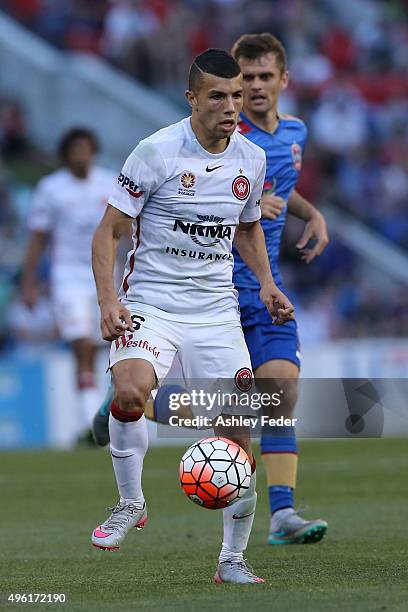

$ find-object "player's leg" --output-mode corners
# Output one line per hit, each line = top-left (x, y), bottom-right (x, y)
(213, 428), (263, 584)
(256, 356), (328, 544)
(92, 375), (189, 445)
(92, 311), (177, 550)
(71, 337), (99, 432)
(91, 358), (154, 551)
(181, 319), (263, 584)
(53, 287), (102, 435)
(92, 350), (192, 445)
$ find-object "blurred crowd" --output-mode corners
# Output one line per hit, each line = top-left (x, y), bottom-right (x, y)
(0, 0), (407, 346)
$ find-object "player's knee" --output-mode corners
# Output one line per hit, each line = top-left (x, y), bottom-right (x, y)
(280, 385), (298, 417)
(265, 382), (298, 418)
(115, 384), (147, 415)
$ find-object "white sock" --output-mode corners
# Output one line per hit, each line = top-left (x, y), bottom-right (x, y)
(219, 471), (257, 562)
(78, 386), (100, 429)
(219, 544), (243, 564)
(122, 497), (145, 508)
(109, 413), (148, 502)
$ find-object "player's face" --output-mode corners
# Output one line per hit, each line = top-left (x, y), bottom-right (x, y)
(238, 52), (288, 115)
(65, 138), (95, 173)
(187, 73), (243, 141)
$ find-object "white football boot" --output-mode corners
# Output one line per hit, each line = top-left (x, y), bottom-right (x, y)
(214, 559), (264, 584)
(92, 499), (147, 551)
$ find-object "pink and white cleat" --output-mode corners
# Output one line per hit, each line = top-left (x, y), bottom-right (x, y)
(92, 499), (147, 551)
(214, 559), (265, 584)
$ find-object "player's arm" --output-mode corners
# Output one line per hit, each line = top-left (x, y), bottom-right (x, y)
(234, 220), (294, 324)
(92, 204), (134, 340)
(287, 190), (329, 263)
(21, 230), (49, 308)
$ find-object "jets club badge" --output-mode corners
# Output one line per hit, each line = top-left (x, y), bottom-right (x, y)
(232, 175), (250, 200)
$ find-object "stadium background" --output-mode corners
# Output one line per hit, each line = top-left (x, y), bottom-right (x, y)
(0, 3), (407, 610)
(0, 0), (407, 447)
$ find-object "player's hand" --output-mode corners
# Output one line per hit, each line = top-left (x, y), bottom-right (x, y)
(21, 279), (39, 310)
(296, 210), (329, 263)
(261, 194), (286, 220)
(259, 284), (295, 325)
(99, 300), (134, 341)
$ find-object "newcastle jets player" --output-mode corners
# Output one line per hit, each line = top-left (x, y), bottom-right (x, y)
(232, 33), (329, 545)
(91, 49), (294, 584)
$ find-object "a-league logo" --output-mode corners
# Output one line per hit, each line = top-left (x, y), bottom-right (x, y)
(234, 367), (253, 392)
(180, 172), (196, 189)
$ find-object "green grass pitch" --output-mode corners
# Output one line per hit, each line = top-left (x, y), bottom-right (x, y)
(1, 439), (408, 611)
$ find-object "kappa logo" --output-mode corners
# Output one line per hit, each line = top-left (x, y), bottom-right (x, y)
(118, 173), (143, 198)
(232, 175), (250, 200)
(172, 214), (233, 247)
(291, 143), (302, 171)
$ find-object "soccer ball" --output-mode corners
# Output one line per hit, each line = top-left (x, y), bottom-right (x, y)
(179, 436), (252, 509)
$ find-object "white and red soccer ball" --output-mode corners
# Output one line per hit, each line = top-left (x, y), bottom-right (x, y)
(179, 437), (252, 509)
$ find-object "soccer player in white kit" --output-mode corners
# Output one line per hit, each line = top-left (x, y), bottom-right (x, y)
(21, 129), (114, 435)
(91, 49), (294, 584)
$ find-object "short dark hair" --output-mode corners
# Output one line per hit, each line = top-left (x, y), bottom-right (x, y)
(188, 48), (241, 92)
(58, 127), (99, 161)
(231, 33), (288, 73)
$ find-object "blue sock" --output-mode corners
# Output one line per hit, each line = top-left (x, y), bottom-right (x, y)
(153, 385), (185, 425)
(261, 425), (297, 514)
(268, 486), (294, 514)
(260, 425), (297, 454)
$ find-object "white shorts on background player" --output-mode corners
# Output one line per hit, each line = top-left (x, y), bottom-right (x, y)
(52, 284), (101, 342)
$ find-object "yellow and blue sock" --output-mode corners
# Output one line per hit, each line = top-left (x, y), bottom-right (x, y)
(260, 425), (298, 514)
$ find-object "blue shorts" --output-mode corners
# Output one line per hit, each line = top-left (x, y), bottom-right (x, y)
(238, 288), (300, 371)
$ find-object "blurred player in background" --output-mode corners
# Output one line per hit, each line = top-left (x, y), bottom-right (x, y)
(90, 49), (294, 584)
(21, 128), (114, 438)
(232, 33), (329, 544)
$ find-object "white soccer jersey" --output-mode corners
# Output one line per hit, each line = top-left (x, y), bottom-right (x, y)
(109, 117), (266, 322)
(29, 166), (115, 287)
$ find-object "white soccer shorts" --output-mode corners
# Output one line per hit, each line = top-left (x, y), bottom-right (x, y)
(108, 307), (253, 410)
(52, 284), (101, 343)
